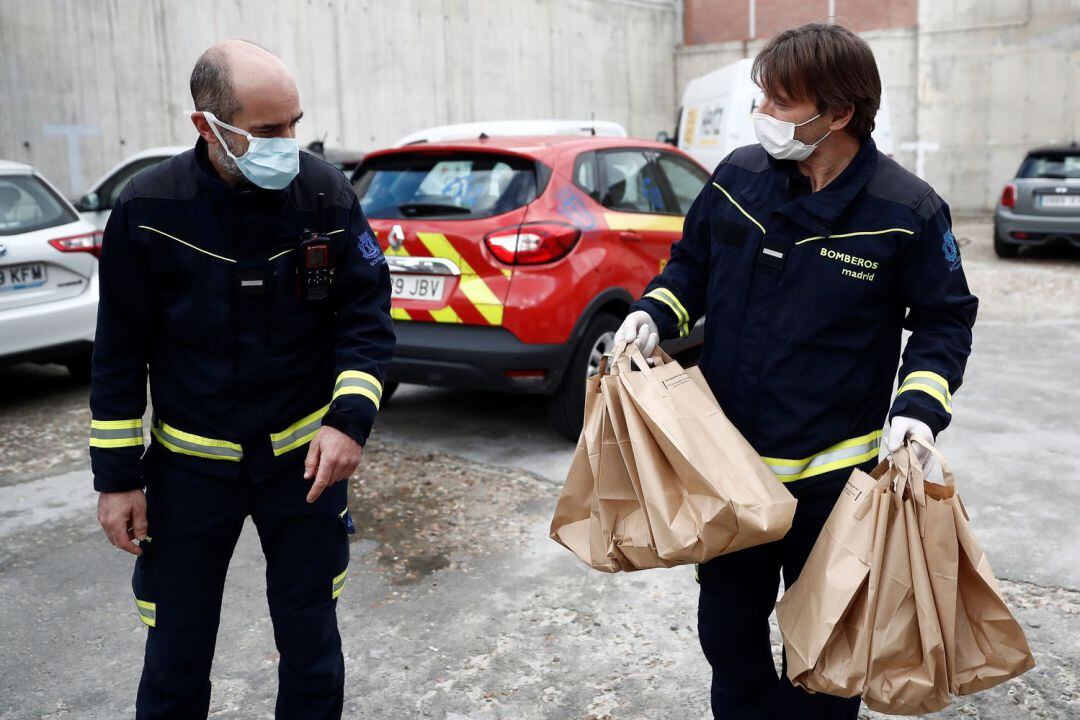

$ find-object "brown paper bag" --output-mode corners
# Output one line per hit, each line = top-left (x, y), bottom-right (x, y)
(908, 438), (1036, 696)
(600, 369), (678, 569)
(549, 369), (623, 572)
(777, 459), (892, 698)
(862, 446), (951, 715)
(780, 439), (1035, 714)
(612, 344), (796, 563)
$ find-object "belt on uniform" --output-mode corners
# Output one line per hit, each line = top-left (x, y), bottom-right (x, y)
(151, 404), (330, 462)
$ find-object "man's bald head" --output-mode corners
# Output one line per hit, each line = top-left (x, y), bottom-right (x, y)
(190, 39), (296, 124)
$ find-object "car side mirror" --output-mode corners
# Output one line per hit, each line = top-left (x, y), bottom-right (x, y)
(655, 130), (675, 146)
(78, 192), (101, 212)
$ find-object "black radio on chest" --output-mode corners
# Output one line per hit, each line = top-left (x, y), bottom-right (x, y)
(298, 192), (334, 303)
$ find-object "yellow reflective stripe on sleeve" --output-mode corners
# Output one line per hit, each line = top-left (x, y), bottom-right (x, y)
(644, 287), (690, 338)
(712, 183), (766, 235)
(138, 225), (237, 264)
(269, 404), (330, 456)
(268, 248), (295, 261)
(794, 227), (916, 245)
(761, 430), (882, 483)
(331, 567), (348, 599)
(896, 370), (954, 414)
(134, 598), (157, 628)
(90, 418), (144, 449)
(151, 421), (243, 462)
(333, 370), (383, 410)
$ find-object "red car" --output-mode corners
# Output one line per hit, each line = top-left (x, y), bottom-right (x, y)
(351, 132), (710, 438)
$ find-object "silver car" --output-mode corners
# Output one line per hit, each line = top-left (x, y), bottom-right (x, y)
(0, 160), (101, 380)
(993, 143), (1080, 258)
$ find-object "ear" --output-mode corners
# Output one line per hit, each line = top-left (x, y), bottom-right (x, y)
(828, 104), (854, 133)
(190, 112), (220, 147)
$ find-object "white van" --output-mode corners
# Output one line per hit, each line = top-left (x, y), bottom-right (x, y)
(673, 58), (894, 173)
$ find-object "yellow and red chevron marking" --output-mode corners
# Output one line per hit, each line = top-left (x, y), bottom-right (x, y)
(384, 232), (509, 326)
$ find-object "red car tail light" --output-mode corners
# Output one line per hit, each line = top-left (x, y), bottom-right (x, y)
(49, 231), (103, 258)
(484, 222), (581, 265)
(1000, 184), (1016, 208)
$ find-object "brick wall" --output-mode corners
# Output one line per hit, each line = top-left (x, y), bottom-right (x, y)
(683, 0), (917, 45)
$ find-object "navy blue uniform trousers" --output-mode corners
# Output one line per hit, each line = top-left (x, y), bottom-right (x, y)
(132, 451), (352, 720)
(697, 463), (871, 720)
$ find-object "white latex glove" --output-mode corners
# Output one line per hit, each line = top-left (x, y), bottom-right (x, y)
(614, 310), (659, 358)
(886, 416), (936, 477)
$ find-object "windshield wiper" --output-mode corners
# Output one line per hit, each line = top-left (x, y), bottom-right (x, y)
(397, 202), (471, 216)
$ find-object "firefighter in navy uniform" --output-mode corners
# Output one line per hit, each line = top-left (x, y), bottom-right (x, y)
(90, 41), (393, 719)
(616, 25), (977, 720)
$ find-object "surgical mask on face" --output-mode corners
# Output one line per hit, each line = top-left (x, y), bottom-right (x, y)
(752, 112), (831, 161)
(202, 111), (300, 190)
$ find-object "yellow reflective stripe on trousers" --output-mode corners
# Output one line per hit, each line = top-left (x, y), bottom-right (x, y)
(644, 287), (690, 338)
(89, 418), (144, 449)
(332, 370), (383, 409)
(331, 567), (348, 599)
(269, 404), (330, 456)
(896, 370), (953, 414)
(151, 420), (243, 462)
(134, 597), (157, 628)
(712, 182), (766, 235)
(761, 430), (882, 483)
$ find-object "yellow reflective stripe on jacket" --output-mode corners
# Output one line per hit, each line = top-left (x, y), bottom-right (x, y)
(644, 287), (690, 338)
(794, 227), (916, 246)
(712, 182), (766, 235)
(761, 430), (882, 483)
(270, 404), (329, 457)
(151, 420), (243, 462)
(331, 567), (348, 599)
(332, 370), (383, 409)
(896, 370), (953, 414)
(89, 418), (144, 449)
(138, 225), (237, 264)
(134, 597), (157, 628)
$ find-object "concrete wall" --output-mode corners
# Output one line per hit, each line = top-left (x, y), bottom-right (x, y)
(0, 0), (679, 197)
(917, 0), (1079, 213)
(674, 0), (1080, 213)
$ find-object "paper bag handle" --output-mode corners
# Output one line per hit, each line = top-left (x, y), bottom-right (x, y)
(905, 435), (956, 486)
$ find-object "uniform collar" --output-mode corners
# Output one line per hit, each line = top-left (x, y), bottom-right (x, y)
(771, 136), (879, 238)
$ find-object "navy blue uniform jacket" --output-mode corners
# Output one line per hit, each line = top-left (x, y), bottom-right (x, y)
(631, 139), (977, 482)
(89, 140), (394, 492)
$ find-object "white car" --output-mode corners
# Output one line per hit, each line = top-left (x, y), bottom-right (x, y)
(76, 145), (187, 230)
(1, 160), (102, 380)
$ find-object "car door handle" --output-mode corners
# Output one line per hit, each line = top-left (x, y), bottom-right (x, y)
(619, 230), (643, 242)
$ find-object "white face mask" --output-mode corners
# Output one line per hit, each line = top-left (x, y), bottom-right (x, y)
(202, 111), (300, 190)
(752, 112), (831, 161)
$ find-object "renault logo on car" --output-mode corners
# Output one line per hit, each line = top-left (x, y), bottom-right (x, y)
(388, 224), (405, 250)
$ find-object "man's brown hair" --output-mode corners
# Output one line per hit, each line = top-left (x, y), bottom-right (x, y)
(751, 23), (881, 139)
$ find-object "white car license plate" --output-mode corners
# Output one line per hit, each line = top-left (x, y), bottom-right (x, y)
(0, 263), (47, 292)
(1038, 195), (1080, 208)
(390, 274), (445, 301)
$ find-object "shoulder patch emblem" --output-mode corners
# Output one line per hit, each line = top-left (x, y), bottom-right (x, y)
(358, 230), (385, 266)
(941, 229), (961, 271)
